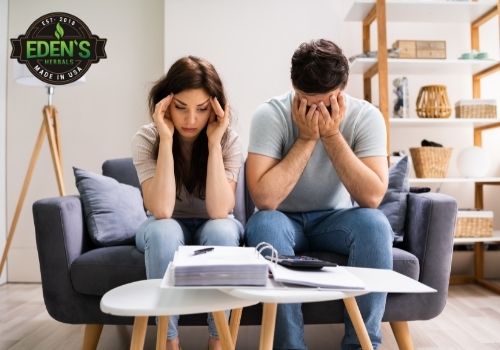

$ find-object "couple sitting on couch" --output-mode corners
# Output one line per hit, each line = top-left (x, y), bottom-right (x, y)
(131, 39), (393, 350)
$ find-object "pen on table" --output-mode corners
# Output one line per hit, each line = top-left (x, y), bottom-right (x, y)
(193, 247), (214, 256)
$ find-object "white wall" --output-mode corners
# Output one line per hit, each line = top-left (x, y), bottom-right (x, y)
(6, 0), (164, 281)
(165, 0), (500, 229)
(4, 0), (499, 282)
(165, 0), (356, 149)
(0, 0), (8, 285)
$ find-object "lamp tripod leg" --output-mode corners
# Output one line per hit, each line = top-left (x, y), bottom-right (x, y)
(52, 107), (63, 170)
(0, 120), (47, 276)
(43, 106), (66, 196)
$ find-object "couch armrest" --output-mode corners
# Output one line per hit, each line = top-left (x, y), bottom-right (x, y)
(405, 192), (457, 307)
(32, 195), (96, 323)
(33, 195), (90, 268)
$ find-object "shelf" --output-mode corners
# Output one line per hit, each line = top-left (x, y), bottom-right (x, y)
(349, 58), (499, 75)
(390, 118), (500, 127)
(409, 177), (500, 184)
(454, 231), (500, 245)
(345, 0), (498, 23)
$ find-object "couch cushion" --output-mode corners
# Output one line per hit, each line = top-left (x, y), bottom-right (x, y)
(102, 158), (141, 189)
(74, 167), (147, 246)
(391, 247), (419, 280)
(378, 156), (410, 242)
(71, 246), (146, 296)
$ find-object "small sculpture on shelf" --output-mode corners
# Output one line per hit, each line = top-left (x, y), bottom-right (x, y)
(393, 77), (409, 118)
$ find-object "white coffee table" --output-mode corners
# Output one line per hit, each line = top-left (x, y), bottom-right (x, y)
(100, 279), (259, 350)
(223, 267), (435, 350)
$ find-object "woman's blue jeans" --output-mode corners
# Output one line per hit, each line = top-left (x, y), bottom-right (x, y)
(135, 216), (243, 340)
(245, 208), (393, 350)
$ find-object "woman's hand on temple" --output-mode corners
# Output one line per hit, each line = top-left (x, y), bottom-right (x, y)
(153, 94), (175, 141)
(207, 97), (229, 148)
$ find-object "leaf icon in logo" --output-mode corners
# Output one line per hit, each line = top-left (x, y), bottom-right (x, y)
(54, 23), (64, 40)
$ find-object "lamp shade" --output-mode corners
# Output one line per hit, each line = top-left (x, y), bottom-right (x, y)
(12, 61), (86, 87)
(457, 146), (491, 178)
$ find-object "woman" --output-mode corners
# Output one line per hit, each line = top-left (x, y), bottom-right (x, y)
(132, 56), (243, 350)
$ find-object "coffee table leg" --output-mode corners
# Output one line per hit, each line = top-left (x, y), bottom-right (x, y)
(130, 316), (148, 350)
(343, 297), (374, 350)
(259, 303), (278, 350)
(156, 316), (169, 350)
(229, 308), (243, 343)
(213, 311), (235, 350)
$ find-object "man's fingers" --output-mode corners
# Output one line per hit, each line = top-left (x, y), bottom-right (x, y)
(318, 102), (330, 122)
(330, 94), (340, 118)
(299, 98), (307, 118)
(338, 93), (346, 116)
(311, 111), (319, 127)
(305, 104), (317, 121)
(293, 95), (300, 114)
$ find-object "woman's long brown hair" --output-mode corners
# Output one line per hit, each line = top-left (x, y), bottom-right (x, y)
(148, 56), (229, 199)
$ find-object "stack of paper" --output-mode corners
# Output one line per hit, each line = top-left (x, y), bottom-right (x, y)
(268, 263), (365, 290)
(171, 246), (269, 286)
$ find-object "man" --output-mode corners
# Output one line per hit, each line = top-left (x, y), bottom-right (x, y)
(245, 39), (393, 350)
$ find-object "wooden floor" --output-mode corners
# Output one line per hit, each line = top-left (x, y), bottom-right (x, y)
(1, 283), (500, 349)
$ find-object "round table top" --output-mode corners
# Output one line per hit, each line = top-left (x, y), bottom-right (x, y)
(100, 279), (258, 317)
(222, 281), (368, 304)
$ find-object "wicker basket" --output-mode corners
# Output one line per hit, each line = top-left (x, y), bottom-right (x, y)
(416, 85), (452, 118)
(455, 210), (493, 237)
(455, 99), (497, 119)
(409, 147), (452, 178)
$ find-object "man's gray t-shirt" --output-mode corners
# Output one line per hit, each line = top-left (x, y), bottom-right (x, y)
(248, 91), (387, 212)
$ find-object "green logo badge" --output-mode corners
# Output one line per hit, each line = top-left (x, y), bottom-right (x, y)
(11, 12), (107, 85)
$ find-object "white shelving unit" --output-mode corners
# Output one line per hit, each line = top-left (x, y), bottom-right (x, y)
(345, 0), (499, 121)
(409, 177), (500, 184)
(349, 57), (498, 75)
(345, 0), (498, 23)
(346, 0), (500, 293)
(454, 230), (500, 245)
(390, 118), (500, 127)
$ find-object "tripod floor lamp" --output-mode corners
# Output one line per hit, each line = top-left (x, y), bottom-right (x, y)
(0, 64), (85, 277)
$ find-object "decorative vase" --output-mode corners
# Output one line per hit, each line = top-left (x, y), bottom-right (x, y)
(416, 85), (451, 118)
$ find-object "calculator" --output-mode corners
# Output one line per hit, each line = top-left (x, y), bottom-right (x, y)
(265, 255), (338, 270)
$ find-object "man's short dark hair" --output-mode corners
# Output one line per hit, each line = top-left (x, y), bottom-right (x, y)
(291, 39), (349, 94)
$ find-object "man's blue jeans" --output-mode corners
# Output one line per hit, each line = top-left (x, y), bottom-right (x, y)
(245, 208), (393, 350)
(136, 216), (243, 340)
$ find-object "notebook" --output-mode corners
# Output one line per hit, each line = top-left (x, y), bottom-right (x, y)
(168, 246), (269, 287)
(268, 263), (365, 290)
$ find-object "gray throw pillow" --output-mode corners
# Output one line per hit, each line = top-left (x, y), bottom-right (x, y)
(378, 156), (410, 242)
(74, 167), (147, 246)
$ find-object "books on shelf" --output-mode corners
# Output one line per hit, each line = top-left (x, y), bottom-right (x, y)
(167, 245), (269, 287)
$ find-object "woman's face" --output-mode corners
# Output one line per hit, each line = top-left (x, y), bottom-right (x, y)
(169, 88), (211, 142)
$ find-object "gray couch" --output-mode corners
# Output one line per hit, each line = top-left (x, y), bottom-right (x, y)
(32, 158), (457, 349)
